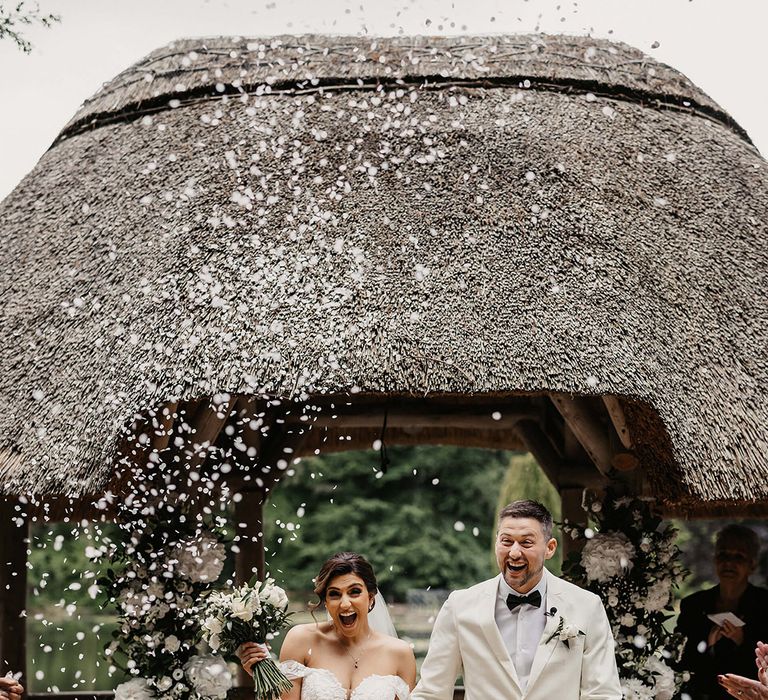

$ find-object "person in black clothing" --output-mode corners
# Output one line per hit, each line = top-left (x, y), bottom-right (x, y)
(677, 525), (768, 700)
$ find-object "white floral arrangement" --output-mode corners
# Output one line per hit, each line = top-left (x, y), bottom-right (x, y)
(562, 492), (688, 700)
(94, 504), (232, 700)
(200, 579), (292, 700)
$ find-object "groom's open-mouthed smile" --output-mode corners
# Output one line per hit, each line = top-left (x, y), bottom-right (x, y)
(495, 516), (557, 594)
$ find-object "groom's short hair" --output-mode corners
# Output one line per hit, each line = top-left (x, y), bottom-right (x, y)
(498, 500), (554, 539)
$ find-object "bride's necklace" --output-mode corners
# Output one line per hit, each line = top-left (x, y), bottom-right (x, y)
(342, 631), (372, 669)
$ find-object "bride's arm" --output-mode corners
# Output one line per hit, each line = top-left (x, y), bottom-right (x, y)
(278, 625), (311, 700)
(395, 641), (418, 690)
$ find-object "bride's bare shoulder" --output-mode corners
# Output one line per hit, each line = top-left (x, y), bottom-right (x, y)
(285, 622), (328, 642)
(376, 632), (415, 657)
(280, 622), (328, 662)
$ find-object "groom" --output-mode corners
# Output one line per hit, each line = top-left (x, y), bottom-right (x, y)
(412, 500), (621, 699)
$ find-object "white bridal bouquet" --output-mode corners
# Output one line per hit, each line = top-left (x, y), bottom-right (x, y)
(201, 579), (292, 700)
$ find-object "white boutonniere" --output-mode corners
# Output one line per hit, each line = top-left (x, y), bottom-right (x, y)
(546, 616), (584, 648)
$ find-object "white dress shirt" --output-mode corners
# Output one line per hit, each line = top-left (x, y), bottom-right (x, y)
(495, 574), (548, 691)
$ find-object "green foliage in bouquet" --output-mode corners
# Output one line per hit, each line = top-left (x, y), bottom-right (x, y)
(561, 492), (689, 700)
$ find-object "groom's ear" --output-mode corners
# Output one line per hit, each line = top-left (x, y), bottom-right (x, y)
(544, 537), (557, 560)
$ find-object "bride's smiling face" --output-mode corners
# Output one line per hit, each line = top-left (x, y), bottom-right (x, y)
(325, 573), (373, 637)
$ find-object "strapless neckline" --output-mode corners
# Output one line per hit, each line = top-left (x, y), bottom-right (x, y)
(279, 660), (410, 700)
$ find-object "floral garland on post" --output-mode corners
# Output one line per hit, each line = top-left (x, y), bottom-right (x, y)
(92, 504), (234, 700)
(561, 492), (689, 700)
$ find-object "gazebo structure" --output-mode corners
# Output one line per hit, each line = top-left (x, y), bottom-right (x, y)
(1, 34), (766, 692)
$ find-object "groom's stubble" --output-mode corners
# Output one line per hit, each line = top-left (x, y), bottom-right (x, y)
(495, 516), (557, 594)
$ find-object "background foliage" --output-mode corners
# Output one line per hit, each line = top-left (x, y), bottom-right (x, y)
(262, 445), (512, 600)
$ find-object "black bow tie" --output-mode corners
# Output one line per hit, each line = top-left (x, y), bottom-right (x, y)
(506, 590), (542, 611)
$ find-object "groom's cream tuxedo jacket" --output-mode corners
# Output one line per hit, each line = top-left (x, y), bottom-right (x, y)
(412, 569), (621, 700)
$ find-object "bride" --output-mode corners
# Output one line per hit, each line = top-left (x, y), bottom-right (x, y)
(237, 551), (416, 700)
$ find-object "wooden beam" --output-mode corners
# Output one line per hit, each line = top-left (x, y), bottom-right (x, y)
(175, 397), (234, 473)
(602, 396), (633, 449)
(550, 394), (613, 476)
(287, 409), (538, 430)
(515, 420), (607, 490)
(0, 498), (27, 684)
(294, 425), (527, 458)
(515, 420), (563, 489)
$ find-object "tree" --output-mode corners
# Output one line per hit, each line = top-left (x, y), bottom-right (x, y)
(28, 521), (114, 612)
(263, 445), (510, 600)
(0, 2), (60, 53)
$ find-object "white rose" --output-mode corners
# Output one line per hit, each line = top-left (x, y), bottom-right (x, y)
(621, 677), (654, 700)
(147, 581), (164, 599)
(580, 531), (635, 582)
(645, 579), (672, 612)
(620, 613), (636, 627)
(153, 602), (171, 619)
(115, 677), (155, 700)
(559, 624), (580, 641)
(164, 635), (181, 652)
(203, 617), (223, 635)
(156, 677), (172, 692)
(231, 599), (254, 621)
(644, 655), (676, 700)
(185, 655), (233, 699)
(265, 585), (289, 609)
(172, 533), (226, 583)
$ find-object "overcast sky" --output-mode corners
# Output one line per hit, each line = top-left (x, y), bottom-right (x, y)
(1, 0), (766, 201)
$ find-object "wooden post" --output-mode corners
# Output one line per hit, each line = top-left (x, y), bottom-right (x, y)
(602, 396), (633, 449)
(235, 491), (265, 583)
(0, 497), (27, 685)
(234, 491), (265, 688)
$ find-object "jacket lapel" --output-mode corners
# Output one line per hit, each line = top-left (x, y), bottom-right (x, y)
(526, 569), (567, 693)
(479, 575), (523, 693)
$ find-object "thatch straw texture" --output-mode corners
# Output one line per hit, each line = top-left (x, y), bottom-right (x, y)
(0, 34), (766, 515)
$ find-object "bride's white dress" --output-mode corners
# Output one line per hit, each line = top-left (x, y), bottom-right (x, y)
(280, 660), (410, 700)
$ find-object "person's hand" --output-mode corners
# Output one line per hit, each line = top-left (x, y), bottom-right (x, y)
(709, 624), (725, 647)
(0, 675), (24, 700)
(236, 642), (270, 676)
(719, 673), (768, 699)
(756, 641), (768, 686)
(722, 620), (746, 646)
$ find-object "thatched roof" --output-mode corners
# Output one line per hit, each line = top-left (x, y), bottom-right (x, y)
(0, 34), (766, 516)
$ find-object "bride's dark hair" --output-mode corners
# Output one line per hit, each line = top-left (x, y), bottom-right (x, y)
(312, 551), (378, 611)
